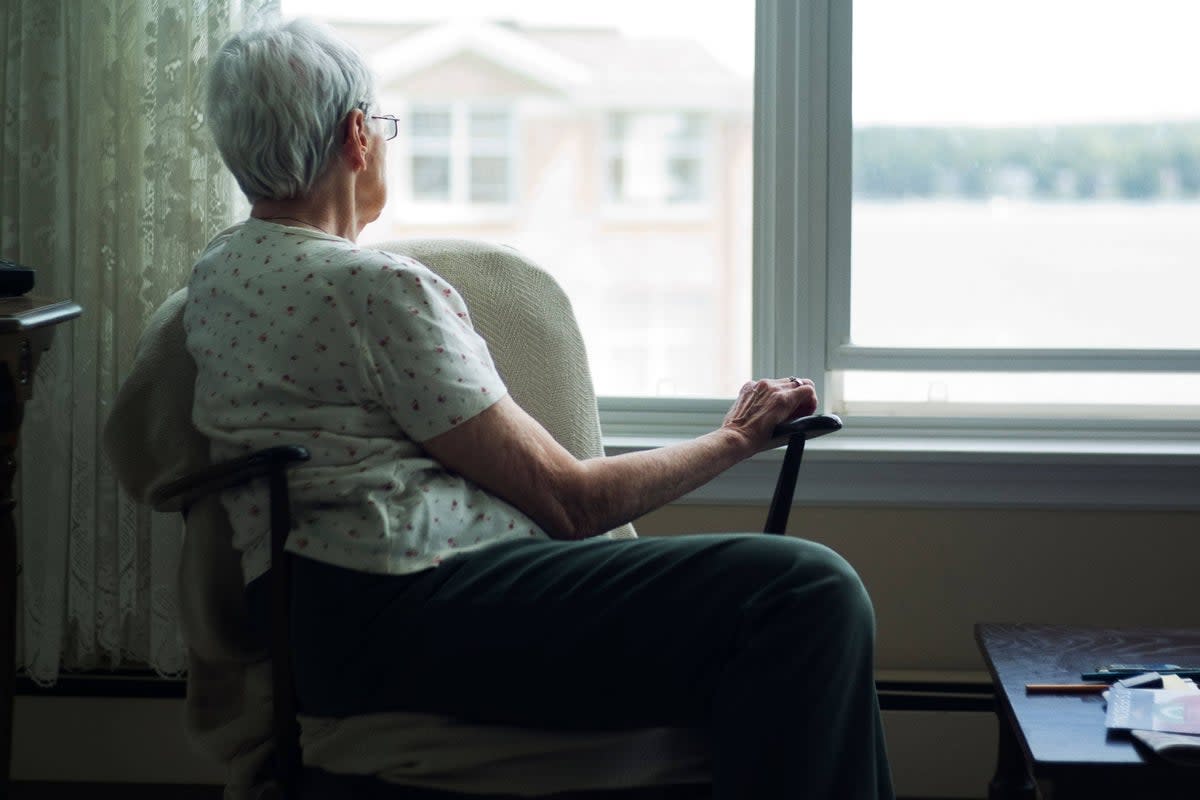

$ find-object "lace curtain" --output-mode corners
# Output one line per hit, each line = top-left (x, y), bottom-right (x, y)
(0, 0), (275, 684)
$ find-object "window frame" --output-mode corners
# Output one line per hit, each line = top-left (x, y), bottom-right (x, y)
(598, 0), (1200, 511)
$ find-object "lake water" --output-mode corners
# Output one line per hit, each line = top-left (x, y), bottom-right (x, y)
(851, 200), (1200, 350)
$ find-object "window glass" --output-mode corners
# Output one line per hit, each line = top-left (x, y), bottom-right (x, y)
(279, 1), (754, 399)
(608, 112), (709, 206)
(411, 108), (452, 139)
(847, 0), (1200, 411)
(468, 110), (512, 203)
(469, 156), (510, 203)
(411, 156), (451, 201)
(668, 157), (702, 203)
(852, 0), (1200, 350)
(409, 106), (453, 200)
(469, 110), (511, 142)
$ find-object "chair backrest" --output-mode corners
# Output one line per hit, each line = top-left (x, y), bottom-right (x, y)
(151, 446), (311, 796)
(373, 238), (637, 540)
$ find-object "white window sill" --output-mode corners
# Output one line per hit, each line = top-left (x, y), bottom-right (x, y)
(602, 429), (1200, 510)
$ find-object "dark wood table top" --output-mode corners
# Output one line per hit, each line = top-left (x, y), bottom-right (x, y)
(977, 623), (1200, 769)
(0, 295), (82, 331)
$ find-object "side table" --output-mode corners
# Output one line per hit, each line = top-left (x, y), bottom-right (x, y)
(0, 296), (82, 795)
(977, 622), (1200, 800)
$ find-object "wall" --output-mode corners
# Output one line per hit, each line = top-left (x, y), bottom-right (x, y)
(637, 504), (1200, 674)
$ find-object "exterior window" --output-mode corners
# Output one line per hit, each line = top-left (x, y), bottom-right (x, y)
(265, 1), (1198, 505)
(607, 112), (708, 206)
(406, 105), (514, 206)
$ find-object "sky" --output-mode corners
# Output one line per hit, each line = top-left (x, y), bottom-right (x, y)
(283, 0), (1200, 127)
(854, 0), (1200, 126)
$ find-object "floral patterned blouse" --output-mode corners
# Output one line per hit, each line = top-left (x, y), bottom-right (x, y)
(184, 218), (547, 583)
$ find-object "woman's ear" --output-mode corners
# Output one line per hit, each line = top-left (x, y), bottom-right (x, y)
(341, 108), (369, 171)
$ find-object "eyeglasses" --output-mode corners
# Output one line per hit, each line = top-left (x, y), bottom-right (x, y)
(371, 115), (400, 141)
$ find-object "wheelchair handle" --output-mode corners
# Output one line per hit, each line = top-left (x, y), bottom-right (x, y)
(771, 413), (843, 441)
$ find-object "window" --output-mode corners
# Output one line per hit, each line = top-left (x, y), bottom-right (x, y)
(607, 112), (709, 206)
(720, 0), (1198, 509)
(829, 0), (1200, 420)
(404, 104), (513, 206)
(274, 1), (1200, 508)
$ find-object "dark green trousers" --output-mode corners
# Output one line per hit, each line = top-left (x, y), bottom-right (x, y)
(252, 534), (894, 799)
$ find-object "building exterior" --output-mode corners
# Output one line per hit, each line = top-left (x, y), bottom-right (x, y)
(333, 19), (754, 397)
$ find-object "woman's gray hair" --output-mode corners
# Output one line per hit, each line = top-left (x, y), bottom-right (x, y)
(206, 18), (377, 203)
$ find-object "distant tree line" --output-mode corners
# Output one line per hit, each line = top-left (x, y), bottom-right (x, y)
(853, 122), (1200, 200)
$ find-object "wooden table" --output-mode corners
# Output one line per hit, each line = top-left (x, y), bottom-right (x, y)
(976, 622), (1200, 800)
(0, 296), (81, 795)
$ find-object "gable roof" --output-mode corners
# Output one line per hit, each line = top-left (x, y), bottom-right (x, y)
(368, 20), (589, 93)
(329, 18), (750, 111)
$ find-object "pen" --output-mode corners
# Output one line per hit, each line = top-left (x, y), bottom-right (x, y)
(1025, 682), (1109, 694)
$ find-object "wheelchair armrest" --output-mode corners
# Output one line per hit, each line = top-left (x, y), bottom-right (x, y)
(771, 413), (843, 441)
(150, 445), (311, 513)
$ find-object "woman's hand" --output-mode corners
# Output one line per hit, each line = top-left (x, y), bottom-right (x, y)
(721, 377), (818, 453)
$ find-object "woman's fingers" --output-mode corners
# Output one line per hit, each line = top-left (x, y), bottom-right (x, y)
(723, 376), (819, 447)
(787, 378), (818, 419)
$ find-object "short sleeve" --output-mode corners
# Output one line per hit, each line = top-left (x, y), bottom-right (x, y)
(357, 255), (508, 442)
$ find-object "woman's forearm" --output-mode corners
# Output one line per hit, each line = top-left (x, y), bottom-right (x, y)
(559, 428), (752, 539)
(423, 397), (755, 540)
(423, 380), (814, 541)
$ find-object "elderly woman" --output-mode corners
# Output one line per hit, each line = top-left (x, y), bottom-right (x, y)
(189, 18), (892, 800)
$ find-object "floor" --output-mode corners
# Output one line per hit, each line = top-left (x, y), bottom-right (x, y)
(10, 785), (220, 799)
(10, 785), (973, 800)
